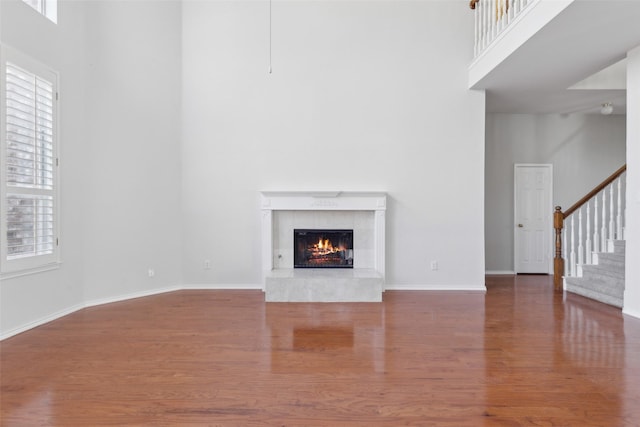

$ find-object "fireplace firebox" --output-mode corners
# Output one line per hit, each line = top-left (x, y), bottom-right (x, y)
(294, 229), (354, 268)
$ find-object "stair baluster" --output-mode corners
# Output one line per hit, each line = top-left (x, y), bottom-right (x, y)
(552, 165), (626, 302)
(578, 207), (584, 271)
(481, 0), (487, 52)
(570, 216), (576, 277)
(585, 201), (592, 265)
(617, 177), (623, 240)
(609, 184), (615, 241)
(593, 196), (600, 260)
(601, 191), (607, 252)
(491, 0), (497, 39)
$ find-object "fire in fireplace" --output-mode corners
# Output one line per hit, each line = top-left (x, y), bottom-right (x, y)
(294, 229), (354, 268)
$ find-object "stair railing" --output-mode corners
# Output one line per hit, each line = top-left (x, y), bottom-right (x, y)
(554, 165), (627, 290)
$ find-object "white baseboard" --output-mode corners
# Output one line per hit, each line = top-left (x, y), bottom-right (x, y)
(485, 270), (515, 275)
(3, 281), (493, 340)
(0, 303), (84, 341)
(1, 286), (181, 341)
(623, 307), (640, 320)
(1, 283), (265, 340)
(182, 283), (262, 290)
(84, 285), (182, 309)
(385, 283), (486, 292)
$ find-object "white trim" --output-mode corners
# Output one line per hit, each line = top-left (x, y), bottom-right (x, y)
(1, 45), (61, 275)
(18, 0), (57, 24)
(384, 284), (487, 292)
(181, 283), (262, 290)
(0, 302), (84, 341)
(2, 281), (499, 340)
(0, 284), (258, 340)
(485, 270), (516, 275)
(1, 285), (180, 340)
(623, 308), (640, 320)
(0, 261), (60, 280)
(83, 286), (182, 309)
(260, 191), (387, 284)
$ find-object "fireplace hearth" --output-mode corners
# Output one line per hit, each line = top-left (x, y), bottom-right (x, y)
(261, 191), (386, 302)
(294, 229), (354, 268)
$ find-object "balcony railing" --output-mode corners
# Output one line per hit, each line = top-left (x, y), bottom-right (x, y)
(470, 0), (533, 57)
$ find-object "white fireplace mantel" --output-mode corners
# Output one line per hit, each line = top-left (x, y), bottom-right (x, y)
(260, 191), (387, 284)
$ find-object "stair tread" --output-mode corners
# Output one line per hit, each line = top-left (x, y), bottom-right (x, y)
(593, 252), (624, 260)
(580, 259), (625, 270)
(564, 239), (625, 308)
(579, 264), (625, 278)
(610, 240), (626, 254)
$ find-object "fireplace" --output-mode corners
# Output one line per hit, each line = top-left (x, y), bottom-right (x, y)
(294, 229), (354, 268)
(261, 191), (386, 302)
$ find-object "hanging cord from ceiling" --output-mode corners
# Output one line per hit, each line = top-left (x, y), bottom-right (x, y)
(269, 0), (272, 74)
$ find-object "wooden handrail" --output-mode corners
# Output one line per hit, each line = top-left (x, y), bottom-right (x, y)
(470, 0), (479, 10)
(563, 164), (627, 218)
(553, 164), (627, 291)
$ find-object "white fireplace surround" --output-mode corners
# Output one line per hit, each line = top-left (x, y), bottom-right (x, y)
(260, 191), (387, 300)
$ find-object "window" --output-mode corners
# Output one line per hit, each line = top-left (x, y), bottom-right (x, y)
(1, 46), (59, 276)
(21, 0), (57, 23)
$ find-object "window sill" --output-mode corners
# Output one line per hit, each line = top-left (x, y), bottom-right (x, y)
(1, 262), (61, 281)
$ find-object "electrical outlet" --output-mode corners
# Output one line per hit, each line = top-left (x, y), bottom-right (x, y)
(204, 260), (212, 270)
(148, 268), (155, 278)
(430, 260), (438, 271)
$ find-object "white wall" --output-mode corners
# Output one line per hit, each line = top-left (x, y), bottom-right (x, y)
(624, 46), (640, 318)
(1, 0), (88, 336)
(485, 113), (626, 273)
(1, 0), (485, 338)
(81, 0), (182, 303)
(181, 0), (486, 289)
(0, 0), (183, 338)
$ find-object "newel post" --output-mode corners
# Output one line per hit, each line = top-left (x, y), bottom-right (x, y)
(553, 206), (564, 291)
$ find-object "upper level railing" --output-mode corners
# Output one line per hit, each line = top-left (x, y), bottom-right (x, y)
(553, 165), (627, 290)
(470, 0), (533, 57)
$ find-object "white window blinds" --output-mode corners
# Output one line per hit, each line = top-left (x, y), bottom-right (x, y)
(6, 194), (54, 259)
(6, 64), (55, 190)
(2, 51), (59, 273)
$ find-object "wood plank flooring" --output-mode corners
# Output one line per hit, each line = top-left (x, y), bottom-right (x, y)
(2, 275), (640, 426)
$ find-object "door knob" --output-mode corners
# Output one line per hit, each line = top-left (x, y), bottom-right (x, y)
(518, 224), (523, 228)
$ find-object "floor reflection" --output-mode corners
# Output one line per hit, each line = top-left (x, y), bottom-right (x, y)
(483, 274), (633, 425)
(266, 303), (385, 374)
(561, 294), (625, 369)
(3, 283), (640, 425)
(293, 327), (354, 350)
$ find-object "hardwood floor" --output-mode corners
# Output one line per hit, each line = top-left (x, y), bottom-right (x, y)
(2, 275), (640, 426)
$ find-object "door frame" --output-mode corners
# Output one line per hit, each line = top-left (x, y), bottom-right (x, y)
(514, 164), (553, 274)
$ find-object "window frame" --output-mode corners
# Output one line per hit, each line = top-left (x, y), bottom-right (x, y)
(20, 0), (57, 24)
(1, 45), (60, 278)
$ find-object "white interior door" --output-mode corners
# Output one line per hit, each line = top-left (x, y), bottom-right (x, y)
(514, 164), (552, 274)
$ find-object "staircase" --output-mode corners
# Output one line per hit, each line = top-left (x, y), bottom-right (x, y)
(564, 240), (625, 308)
(554, 165), (627, 308)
